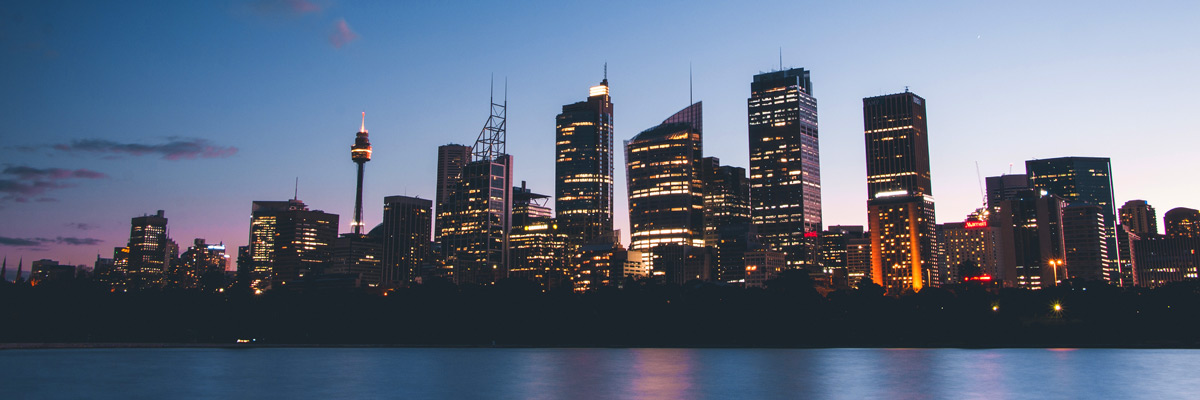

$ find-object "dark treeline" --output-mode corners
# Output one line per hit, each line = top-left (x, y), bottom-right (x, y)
(4, 274), (1200, 348)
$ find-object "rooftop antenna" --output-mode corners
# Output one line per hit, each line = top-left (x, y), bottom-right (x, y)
(975, 161), (987, 208)
(604, 62), (607, 81)
(1009, 163), (1014, 174)
(779, 47), (783, 71)
(689, 63), (693, 105)
(293, 177), (299, 200)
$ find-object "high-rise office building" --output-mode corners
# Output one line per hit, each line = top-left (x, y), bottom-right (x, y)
(625, 102), (704, 269)
(350, 113), (373, 234)
(1132, 235), (1200, 287)
(1119, 200), (1158, 237)
(555, 76), (614, 247)
(441, 88), (512, 286)
(171, 239), (227, 291)
(1164, 207), (1200, 238)
(702, 157), (751, 247)
(435, 144), (472, 256)
(1026, 157), (1117, 281)
(702, 157), (752, 282)
(985, 174), (1028, 215)
(126, 210), (169, 290)
(380, 195), (432, 285)
(247, 199), (339, 289)
(509, 184), (570, 290)
(863, 91), (938, 294)
(329, 233), (382, 288)
(992, 190), (1066, 288)
(939, 211), (1002, 282)
(748, 68), (822, 271)
(1062, 204), (1111, 281)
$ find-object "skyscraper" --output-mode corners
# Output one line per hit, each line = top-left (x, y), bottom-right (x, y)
(126, 210), (170, 290)
(556, 76), (614, 247)
(435, 144), (471, 255)
(247, 199), (338, 289)
(509, 184), (570, 290)
(748, 68), (822, 271)
(1119, 200), (1158, 237)
(1026, 157), (1118, 281)
(992, 190), (1066, 288)
(939, 210), (1002, 282)
(1062, 204), (1110, 281)
(381, 195), (432, 285)
(441, 86), (512, 286)
(350, 113), (373, 234)
(702, 157), (752, 283)
(1164, 207), (1200, 238)
(625, 102), (704, 269)
(985, 174), (1028, 215)
(863, 91), (938, 293)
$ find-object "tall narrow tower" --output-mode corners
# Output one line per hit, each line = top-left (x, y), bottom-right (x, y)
(863, 91), (938, 293)
(748, 67), (822, 272)
(556, 74), (614, 247)
(350, 112), (373, 234)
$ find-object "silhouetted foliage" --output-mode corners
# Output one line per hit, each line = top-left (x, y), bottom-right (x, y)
(3, 277), (1200, 347)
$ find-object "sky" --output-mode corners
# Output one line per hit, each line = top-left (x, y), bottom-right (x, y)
(1, 0), (1198, 269)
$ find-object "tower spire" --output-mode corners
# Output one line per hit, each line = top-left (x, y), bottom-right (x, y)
(689, 63), (693, 105)
(1, 257), (7, 283)
(15, 257), (23, 284)
(351, 112), (373, 234)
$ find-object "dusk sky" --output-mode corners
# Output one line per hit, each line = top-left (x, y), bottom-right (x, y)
(2, 0), (1197, 268)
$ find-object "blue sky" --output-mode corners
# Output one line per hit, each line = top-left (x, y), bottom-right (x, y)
(2, 0), (1197, 267)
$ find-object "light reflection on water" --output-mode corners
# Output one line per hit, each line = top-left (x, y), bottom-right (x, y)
(2, 348), (1199, 399)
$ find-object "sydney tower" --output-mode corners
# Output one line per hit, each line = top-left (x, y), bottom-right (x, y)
(350, 112), (372, 234)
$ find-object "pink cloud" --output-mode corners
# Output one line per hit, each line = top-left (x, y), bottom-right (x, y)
(253, 0), (321, 15)
(330, 18), (359, 48)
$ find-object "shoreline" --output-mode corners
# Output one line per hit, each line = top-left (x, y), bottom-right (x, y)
(5, 342), (1200, 350)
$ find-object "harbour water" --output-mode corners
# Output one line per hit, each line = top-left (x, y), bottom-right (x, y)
(3, 347), (1198, 399)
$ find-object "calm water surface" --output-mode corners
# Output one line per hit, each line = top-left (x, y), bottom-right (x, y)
(2, 348), (1198, 399)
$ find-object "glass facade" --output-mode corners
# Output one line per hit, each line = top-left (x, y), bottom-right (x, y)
(748, 68), (822, 270)
(555, 79), (614, 247)
(625, 102), (705, 269)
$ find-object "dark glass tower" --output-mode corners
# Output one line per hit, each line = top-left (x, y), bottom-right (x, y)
(1025, 157), (1117, 281)
(555, 77), (614, 246)
(748, 68), (822, 271)
(863, 91), (938, 293)
(702, 157), (752, 282)
(381, 195), (432, 285)
(248, 199), (338, 290)
(435, 144), (471, 257)
(350, 113), (372, 234)
(625, 102), (704, 269)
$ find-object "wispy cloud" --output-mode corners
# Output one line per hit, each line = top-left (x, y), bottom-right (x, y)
(251, 0), (322, 16)
(2, 166), (107, 180)
(0, 165), (108, 203)
(329, 18), (359, 48)
(53, 138), (238, 160)
(0, 236), (102, 247)
(65, 222), (95, 231)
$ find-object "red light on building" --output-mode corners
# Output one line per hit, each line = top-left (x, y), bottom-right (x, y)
(964, 220), (988, 229)
(804, 231), (819, 238)
(965, 274), (993, 282)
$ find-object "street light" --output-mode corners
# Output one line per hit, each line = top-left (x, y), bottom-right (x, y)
(1048, 259), (1063, 286)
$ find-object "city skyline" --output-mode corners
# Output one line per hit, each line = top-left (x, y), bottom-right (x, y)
(3, 1), (1199, 266)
